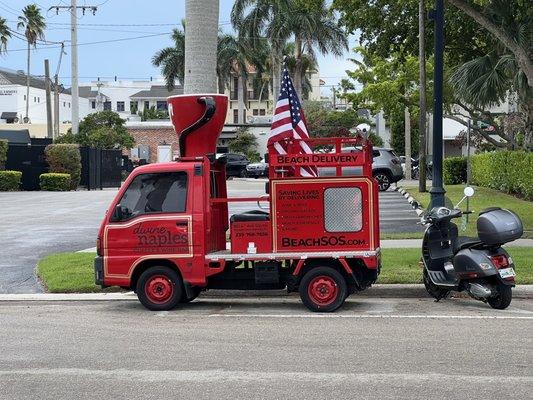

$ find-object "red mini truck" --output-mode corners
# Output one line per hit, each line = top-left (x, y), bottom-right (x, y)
(94, 94), (380, 312)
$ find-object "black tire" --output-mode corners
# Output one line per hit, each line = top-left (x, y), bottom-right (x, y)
(181, 287), (201, 303)
(239, 169), (247, 178)
(136, 266), (182, 311)
(487, 284), (512, 310)
(423, 268), (451, 300)
(373, 171), (391, 191)
(299, 267), (348, 312)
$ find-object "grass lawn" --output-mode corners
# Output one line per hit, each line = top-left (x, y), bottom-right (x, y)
(404, 185), (533, 239)
(37, 248), (533, 293)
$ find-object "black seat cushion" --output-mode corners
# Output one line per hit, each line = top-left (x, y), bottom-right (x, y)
(455, 236), (482, 251)
(230, 210), (269, 223)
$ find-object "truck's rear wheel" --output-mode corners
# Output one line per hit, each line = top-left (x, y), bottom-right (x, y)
(299, 267), (347, 312)
(137, 266), (182, 311)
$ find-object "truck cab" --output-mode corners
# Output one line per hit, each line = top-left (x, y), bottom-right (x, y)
(95, 94), (380, 312)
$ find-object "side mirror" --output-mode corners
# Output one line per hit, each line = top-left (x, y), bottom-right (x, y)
(114, 204), (124, 221)
(464, 186), (474, 197)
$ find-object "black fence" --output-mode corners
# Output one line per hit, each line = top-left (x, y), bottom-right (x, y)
(5, 141), (122, 191)
(6, 139), (52, 191)
(80, 147), (122, 190)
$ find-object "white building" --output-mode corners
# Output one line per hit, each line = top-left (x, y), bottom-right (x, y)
(0, 67), (90, 126)
(78, 79), (183, 122)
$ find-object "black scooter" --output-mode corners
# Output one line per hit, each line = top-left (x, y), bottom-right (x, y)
(421, 187), (523, 309)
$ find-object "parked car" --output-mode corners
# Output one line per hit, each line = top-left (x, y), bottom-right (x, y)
(217, 153), (250, 178)
(321, 147), (404, 191)
(246, 159), (268, 178)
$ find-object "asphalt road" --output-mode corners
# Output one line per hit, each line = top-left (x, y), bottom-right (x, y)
(0, 179), (419, 294)
(0, 296), (531, 399)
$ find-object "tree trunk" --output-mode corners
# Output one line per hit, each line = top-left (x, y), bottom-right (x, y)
(418, 0), (427, 191)
(237, 74), (245, 124)
(523, 93), (533, 151)
(184, 0), (219, 94)
(25, 41), (30, 120)
(447, 0), (533, 88)
(217, 75), (225, 94)
(404, 106), (412, 180)
(271, 54), (281, 104)
(293, 36), (303, 98)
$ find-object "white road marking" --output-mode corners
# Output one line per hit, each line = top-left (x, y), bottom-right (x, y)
(206, 314), (533, 320)
(0, 369), (531, 384)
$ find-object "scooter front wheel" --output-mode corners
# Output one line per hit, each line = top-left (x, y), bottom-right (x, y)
(423, 267), (450, 301)
(487, 284), (512, 310)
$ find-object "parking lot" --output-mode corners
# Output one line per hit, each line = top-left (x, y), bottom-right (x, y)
(0, 296), (531, 399)
(0, 180), (420, 293)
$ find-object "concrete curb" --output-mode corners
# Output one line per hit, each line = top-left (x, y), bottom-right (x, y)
(1, 285), (532, 301)
(395, 185), (424, 216)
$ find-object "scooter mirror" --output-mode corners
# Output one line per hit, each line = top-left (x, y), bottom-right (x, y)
(464, 186), (475, 197)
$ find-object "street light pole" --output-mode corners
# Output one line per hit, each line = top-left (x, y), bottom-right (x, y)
(429, 0), (446, 207)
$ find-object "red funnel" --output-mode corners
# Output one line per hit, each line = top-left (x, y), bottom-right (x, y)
(167, 94), (228, 158)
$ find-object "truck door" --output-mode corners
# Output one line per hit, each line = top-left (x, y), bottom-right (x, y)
(104, 171), (192, 281)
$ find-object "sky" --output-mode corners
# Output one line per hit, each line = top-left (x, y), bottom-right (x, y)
(0, 0), (359, 96)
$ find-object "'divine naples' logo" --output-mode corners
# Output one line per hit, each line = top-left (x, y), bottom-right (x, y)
(133, 222), (188, 247)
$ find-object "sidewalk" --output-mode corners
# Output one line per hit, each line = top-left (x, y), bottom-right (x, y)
(381, 238), (533, 248)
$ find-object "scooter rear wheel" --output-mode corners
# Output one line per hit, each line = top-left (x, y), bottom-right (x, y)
(423, 268), (450, 300)
(487, 284), (512, 310)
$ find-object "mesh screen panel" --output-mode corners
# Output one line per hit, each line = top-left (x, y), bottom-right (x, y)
(324, 187), (363, 232)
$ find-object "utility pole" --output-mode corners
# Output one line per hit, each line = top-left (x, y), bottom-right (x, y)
(418, 0), (427, 192)
(404, 105), (412, 180)
(44, 59), (53, 139)
(429, 0), (445, 207)
(53, 42), (66, 139)
(49, 3), (98, 134)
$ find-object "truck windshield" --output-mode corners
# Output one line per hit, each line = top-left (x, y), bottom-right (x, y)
(116, 172), (188, 220)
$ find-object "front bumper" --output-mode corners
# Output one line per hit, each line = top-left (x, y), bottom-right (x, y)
(94, 256), (104, 286)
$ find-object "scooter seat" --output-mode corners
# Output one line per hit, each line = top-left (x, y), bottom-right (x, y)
(455, 236), (482, 251)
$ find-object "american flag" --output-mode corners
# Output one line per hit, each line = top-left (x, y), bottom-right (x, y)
(268, 66), (317, 177)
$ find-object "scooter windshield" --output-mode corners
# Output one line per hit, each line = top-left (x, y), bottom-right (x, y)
(423, 196), (455, 217)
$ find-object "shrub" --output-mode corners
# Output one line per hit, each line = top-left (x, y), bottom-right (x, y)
(0, 170), (22, 191)
(472, 151), (533, 200)
(40, 173), (71, 191)
(45, 144), (81, 190)
(0, 139), (8, 170)
(443, 156), (467, 185)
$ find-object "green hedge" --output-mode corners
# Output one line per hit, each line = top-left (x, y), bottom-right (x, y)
(0, 170), (22, 191)
(45, 144), (81, 190)
(443, 156), (467, 185)
(0, 139), (8, 170)
(40, 173), (71, 191)
(472, 151), (533, 200)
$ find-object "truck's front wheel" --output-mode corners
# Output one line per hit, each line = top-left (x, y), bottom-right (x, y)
(137, 266), (182, 311)
(299, 267), (347, 312)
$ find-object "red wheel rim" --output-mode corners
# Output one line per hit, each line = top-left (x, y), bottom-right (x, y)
(145, 275), (174, 304)
(307, 275), (338, 306)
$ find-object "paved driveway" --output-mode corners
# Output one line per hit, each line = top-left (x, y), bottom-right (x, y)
(0, 180), (420, 294)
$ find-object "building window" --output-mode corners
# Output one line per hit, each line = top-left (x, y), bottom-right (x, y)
(233, 109), (238, 124)
(231, 77), (238, 100)
(91, 100), (96, 109)
(117, 101), (125, 112)
(130, 101), (138, 114)
(253, 109), (259, 116)
(144, 100), (150, 110)
(38, 97), (40, 103)
(259, 109), (266, 116)
(24, 95), (26, 101)
(156, 101), (167, 111)
(63, 102), (66, 107)
(103, 101), (111, 111)
(34, 97), (37, 103)
(68, 102), (71, 108)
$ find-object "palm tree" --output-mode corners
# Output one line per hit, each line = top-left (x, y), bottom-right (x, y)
(0, 17), (11, 55)
(231, 0), (347, 98)
(17, 4), (46, 121)
(152, 23), (186, 91)
(184, 0), (219, 94)
(217, 32), (267, 123)
(283, 42), (317, 100)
